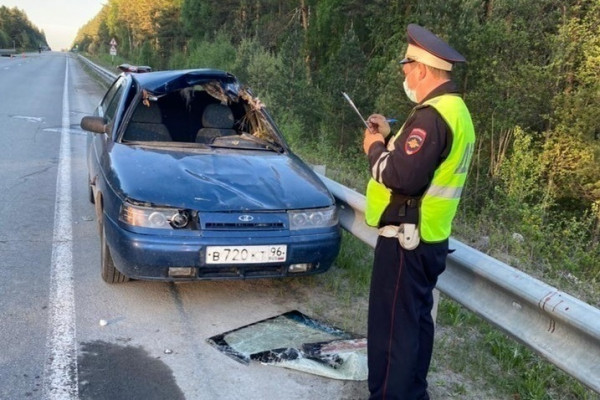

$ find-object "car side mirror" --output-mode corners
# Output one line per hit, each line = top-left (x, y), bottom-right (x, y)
(81, 116), (108, 134)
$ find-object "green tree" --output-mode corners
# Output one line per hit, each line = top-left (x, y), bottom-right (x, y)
(185, 30), (236, 71)
(181, 0), (238, 40)
(318, 26), (369, 153)
(0, 6), (47, 50)
(274, 27), (324, 138)
(155, 3), (187, 69)
(0, 29), (9, 48)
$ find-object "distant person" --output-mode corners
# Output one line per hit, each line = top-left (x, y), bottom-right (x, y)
(362, 24), (476, 399)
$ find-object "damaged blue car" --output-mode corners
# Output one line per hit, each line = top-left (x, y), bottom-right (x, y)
(81, 68), (341, 283)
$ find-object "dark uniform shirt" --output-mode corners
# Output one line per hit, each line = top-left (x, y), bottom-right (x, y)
(367, 81), (458, 226)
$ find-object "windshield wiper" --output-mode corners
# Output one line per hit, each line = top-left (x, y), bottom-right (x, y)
(238, 133), (284, 153)
(209, 134), (284, 153)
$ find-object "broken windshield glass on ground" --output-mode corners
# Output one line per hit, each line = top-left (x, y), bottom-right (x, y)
(207, 310), (367, 381)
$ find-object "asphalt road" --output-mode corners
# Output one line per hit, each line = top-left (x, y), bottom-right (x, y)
(0, 52), (367, 400)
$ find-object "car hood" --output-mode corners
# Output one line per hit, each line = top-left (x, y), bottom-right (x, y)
(107, 144), (334, 211)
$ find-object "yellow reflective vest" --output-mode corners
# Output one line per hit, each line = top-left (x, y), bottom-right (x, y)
(365, 93), (475, 242)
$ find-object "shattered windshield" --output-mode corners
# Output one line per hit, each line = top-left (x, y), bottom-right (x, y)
(120, 79), (285, 152)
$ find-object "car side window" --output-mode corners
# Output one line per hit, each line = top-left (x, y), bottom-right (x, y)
(100, 77), (125, 122)
(104, 85), (125, 123)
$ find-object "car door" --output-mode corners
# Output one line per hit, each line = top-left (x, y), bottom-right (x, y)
(89, 76), (129, 207)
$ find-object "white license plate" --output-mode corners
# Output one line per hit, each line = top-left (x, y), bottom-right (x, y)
(206, 245), (287, 264)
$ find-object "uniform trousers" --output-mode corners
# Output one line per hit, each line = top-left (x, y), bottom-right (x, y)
(367, 235), (448, 400)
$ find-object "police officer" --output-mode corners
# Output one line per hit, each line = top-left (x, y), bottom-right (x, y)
(362, 24), (475, 399)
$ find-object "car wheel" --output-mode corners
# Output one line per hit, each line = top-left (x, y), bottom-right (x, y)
(100, 224), (129, 284)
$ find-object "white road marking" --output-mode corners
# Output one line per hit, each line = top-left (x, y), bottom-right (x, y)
(12, 115), (44, 123)
(43, 56), (79, 399)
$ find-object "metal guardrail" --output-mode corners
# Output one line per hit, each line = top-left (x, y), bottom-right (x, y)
(77, 55), (118, 84)
(319, 174), (600, 393)
(78, 55), (600, 393)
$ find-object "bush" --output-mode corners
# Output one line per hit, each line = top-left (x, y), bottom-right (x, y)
(186, 31), (236, 71)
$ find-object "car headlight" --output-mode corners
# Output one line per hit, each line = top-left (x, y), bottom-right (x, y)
(120, 203), (193, 229)
(288, 206), (338, 230)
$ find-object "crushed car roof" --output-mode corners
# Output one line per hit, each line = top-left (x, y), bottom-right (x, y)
(130, 69), (239, 94)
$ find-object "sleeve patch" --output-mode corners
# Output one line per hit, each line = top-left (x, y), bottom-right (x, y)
(404, 128), (427, 155)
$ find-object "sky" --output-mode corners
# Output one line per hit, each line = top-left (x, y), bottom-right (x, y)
(1, 0), (105, 50)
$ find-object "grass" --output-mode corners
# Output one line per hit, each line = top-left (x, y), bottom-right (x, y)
(88, 52), (129, 71)
(435, 298), (599, 399)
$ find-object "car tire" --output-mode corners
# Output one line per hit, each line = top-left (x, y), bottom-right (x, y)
(101, 224), (129, 284)
(88, 174), (95, 204)
(88, 183), (95, 204)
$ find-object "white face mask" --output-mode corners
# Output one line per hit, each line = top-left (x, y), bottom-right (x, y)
(403, 79), (418, 103)
(403, 67), (419, 103)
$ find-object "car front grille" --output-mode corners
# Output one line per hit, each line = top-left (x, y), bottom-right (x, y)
(204, 222), (285, 230)
(200, 212), (287, 231)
